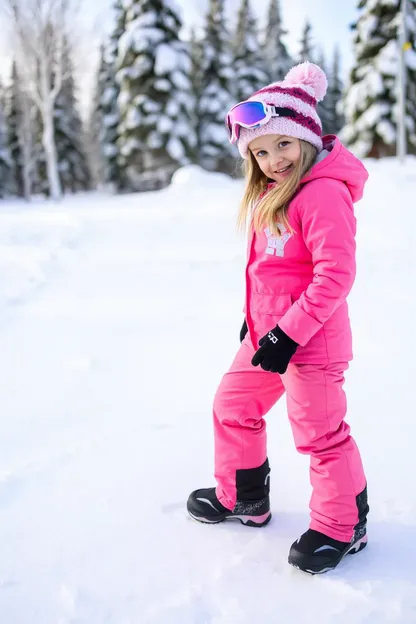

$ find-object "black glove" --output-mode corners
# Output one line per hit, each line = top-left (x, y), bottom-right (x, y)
(240, 319), (248, 343)
(251, 324), (297, 374)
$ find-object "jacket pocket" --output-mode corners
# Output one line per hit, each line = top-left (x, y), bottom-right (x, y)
(250, 292), (292, 317)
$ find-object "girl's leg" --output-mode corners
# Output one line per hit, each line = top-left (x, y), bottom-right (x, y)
(283, 361), (368, 542)
(213, 338), (285, 510)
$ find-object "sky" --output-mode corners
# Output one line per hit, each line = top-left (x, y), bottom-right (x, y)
(0, 0), (360, 112)
(175, 0), (359, 72)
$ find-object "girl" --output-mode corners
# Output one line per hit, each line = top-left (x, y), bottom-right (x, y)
(187, 62), (369, 575)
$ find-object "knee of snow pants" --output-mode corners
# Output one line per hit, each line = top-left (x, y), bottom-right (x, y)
(282, 362), (367, 541)
(213, 339), (285, 509)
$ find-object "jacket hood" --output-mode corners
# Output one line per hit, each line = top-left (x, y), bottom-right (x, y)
(301, 135), (369, 203)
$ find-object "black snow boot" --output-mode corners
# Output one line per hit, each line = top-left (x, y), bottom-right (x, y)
(187, 459), (271, 527)
(288, 487), (369, 574)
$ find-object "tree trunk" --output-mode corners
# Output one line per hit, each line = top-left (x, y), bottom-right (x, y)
(41, 99), (62, 200)
(20, 96), (33, 200)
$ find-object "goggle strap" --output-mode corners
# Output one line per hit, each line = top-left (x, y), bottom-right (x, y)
(268, 106), (297, 119)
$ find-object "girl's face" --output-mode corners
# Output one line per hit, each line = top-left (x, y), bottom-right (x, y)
(249, 134), (302, 183)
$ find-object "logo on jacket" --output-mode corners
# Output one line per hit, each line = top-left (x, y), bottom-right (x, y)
(265, 225), (292, 257)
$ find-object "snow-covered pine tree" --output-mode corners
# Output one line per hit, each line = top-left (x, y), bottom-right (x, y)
(88, 44), (107, 188)
(8, 62), (24, 197)
(343, 0), (416, 158)
(117, 0), (195, 191)
(327, 45), (345, 135)
(100, 0), (126, 190)
(315, 48), (332, 135)
(54, 36), (90, 193)
(198, 0), (235, 174)
(262, 0), (292, 83)
(233, 0), (269, 102)
(189, 28), (204, 162)
(299, 19), (315, 63)
(0, 81), (12, 199)
(32, 102), (49, 196)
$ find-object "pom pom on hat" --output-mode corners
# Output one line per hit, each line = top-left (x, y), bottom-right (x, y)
(284, 61), (328, 102)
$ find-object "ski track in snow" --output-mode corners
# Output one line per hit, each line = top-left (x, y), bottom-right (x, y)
(0, 165), (416, 622)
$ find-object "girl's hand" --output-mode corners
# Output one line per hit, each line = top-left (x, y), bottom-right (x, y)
(251, 325), (297, 374)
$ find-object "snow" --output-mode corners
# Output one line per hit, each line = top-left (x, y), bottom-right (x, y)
(154, 79), (171, 92)
(132, 55), (153, 76)
(158, 115), (173, 134)
(118, 25), (164, 61)
(147, 132), (163, 150)
(166, 136), (184, 161)
(203, 122), (229, 145)
(103, 113), (119, 129)
(356, 102), (390, 132)
(357, 13), (378, 42)
(367, 0), (397, 8)
(163, 0), (183, 19)
(365, 68), (384, 97)
(154, 44), (178, 76)
(1, 160), (416, 622)
(166, 99), (180, 118)
(376, 39), (399, 76)
(171, 69), (190, 91)
(125, 107), (141, 130)
(406, 47), (416, 71)
(143, 100), (162, 114)
(119, 136), (141, 156)
(377, 119), (396, 145)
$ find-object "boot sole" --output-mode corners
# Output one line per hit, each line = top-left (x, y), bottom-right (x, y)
(188, 510), (272, 528)
(288, 535), (368, 575)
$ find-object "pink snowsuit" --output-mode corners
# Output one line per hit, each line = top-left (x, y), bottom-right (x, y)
(214, 136), (369, 542)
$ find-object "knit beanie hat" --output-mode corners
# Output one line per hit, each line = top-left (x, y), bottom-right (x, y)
(236, 62), (328, 159)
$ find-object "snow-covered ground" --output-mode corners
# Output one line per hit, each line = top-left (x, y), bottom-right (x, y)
(0, 160), (416, 623)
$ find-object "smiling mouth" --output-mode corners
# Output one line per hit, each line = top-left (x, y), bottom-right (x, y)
(275, 165), (292, 174)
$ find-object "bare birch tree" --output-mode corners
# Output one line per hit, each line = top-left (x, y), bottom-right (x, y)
(6, 0), (75, 200)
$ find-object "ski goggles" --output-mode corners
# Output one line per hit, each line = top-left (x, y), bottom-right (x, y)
(226, 100), (297, 144)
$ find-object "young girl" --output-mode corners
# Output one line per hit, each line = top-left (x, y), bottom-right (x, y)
(187, 62), (369, 575)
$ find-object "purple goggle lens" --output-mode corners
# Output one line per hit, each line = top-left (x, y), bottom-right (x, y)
(229, 101), (268, 126)
(226, 101), (297, 144)
(226, 102), (268, 143)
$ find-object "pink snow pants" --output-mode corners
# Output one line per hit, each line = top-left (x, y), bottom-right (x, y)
(214, 338), (367, 542)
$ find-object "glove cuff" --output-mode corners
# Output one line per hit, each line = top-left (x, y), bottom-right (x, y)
(272, 324), (298, 348)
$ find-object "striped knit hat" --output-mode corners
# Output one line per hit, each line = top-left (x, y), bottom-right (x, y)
(236, 62), (328, 159)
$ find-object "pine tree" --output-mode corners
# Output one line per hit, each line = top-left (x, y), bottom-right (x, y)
(327, 46), (344, 135)
(117, 0), (196, 191)
(88, 44), (107, 188)
(0, 81), (12, 199)
(343, 0), (416, 158)
(199, 0), (235, 173)
(101, 0), (126, 190)
(189, 28), (204, 162)
(233, 0), (269, 102)
(32, 103), (49, 196)
(262, 0), (292, 83)
(315, 48), (332, 135)
(8, 62), (25, 197)
(299, 20), (315, 63)
(54, 37), (90, 193)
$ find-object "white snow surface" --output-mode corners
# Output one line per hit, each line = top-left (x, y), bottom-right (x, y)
(154, 44), (179, 76)
(1, 161), (416, 622)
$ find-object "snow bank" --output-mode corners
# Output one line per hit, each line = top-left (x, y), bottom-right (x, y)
(171, 164), (236, 189)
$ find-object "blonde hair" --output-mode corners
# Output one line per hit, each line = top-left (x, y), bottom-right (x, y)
(238, 140), (318, 236)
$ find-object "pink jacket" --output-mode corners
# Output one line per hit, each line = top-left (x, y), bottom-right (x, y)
(245, 136), (369, 364)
